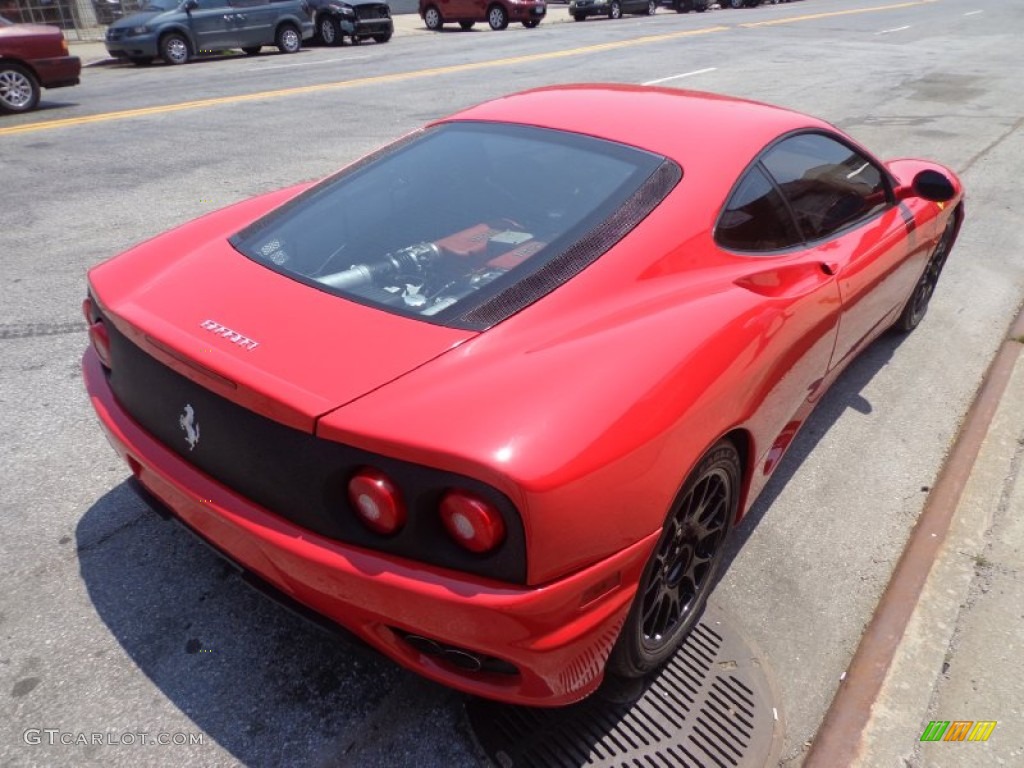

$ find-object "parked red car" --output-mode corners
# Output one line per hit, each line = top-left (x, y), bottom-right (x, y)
(0, 15), (80, 114)
(419, 0), (545, 31)
(83, 86), (962, 706)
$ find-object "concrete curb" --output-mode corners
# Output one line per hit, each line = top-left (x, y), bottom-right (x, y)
(806, 306), (1024, 766)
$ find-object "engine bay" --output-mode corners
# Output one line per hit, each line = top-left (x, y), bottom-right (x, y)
(311, 223), (547, 317)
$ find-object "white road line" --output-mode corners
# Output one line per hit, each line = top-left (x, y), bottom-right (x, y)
(252, 54), (372, 72)
(875, 25), (911, 35)
(963, 10), (983, 16)
(642, 67), (717, 86)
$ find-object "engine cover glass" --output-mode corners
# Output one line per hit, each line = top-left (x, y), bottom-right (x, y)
(230, 122), (665, 327)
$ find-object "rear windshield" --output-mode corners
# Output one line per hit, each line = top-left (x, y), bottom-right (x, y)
(231, 122), (666, 328)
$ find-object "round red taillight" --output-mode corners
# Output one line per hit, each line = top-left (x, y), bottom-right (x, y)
(348, 469), (405, 535)
(89, 321), (112, 369)
(440, 491), (505, 554)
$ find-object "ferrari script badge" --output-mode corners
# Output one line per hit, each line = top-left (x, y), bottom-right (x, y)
(199, 319), (259, 351)
(179, 404), (200, 451)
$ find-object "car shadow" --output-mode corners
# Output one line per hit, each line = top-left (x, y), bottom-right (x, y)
(74, 481), (479, 764)
(106, 49), (312, 69)
(29, 100), (81, 112)
(717, 328), (910, 575)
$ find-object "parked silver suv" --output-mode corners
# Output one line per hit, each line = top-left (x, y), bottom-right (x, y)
(105, 0), (313, 66)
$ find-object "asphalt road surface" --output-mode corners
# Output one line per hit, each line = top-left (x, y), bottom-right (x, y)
(2, 0), (1023, 765)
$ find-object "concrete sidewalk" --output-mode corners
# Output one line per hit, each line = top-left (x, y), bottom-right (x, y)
(68, 5), (578, 67)
(810, 322), (1024, 765)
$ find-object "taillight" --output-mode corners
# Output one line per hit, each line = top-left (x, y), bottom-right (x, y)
(89, 323), (112, 368)
(348, 468), (405, 535)
(440, 490), (505, 554)
(83, 297), (112, 368)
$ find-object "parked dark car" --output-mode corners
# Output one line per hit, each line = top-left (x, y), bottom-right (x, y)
(0, 14), (80, 113)
(104, 0), (314, 66)
(308, 0), (391, 46)
(419, 0), (545, 31)
(569, 0), (656, 21)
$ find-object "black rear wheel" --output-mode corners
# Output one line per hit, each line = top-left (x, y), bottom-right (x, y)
(608, 439), (739, 678)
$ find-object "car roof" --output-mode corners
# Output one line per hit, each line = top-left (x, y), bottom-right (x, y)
(439, 84), (833, 180)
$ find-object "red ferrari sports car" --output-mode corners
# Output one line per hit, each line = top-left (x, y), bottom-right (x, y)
(83, 85), (963, 707)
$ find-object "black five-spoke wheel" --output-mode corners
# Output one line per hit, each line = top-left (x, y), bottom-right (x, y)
(608, 439), (740, 678)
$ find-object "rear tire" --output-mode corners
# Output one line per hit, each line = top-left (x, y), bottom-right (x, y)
(609, 0), (622, 19)
(242, 46), (261, 55)
(276, 24), (302, 53)
(372, 31), (392, 42)
(645, 0), (657, 14)
(522, 18), (539, 27)
(573, 12), (586, 20)
(0, 62), (39, 113)
(607, 439), (739, 679)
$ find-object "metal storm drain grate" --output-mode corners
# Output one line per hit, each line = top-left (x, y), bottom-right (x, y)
(465, 605), (781, 768)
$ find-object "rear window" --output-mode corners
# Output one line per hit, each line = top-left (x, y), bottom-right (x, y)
(231, 122), (668, 328)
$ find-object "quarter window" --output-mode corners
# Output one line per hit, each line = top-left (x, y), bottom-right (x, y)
(716, 165), (802, 252)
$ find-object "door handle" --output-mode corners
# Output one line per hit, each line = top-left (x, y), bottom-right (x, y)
(236, 13), (246, 19)
(820, 262), (840, 276)
(735, 261), (837, 298)
(223, 13), (234, 19)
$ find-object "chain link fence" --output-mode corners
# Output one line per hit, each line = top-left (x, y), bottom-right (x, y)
(1, 0), (144, 40)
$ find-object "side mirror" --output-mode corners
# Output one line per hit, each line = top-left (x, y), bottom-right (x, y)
(183, 0), (198, 10)
(911, 169), (956, 203)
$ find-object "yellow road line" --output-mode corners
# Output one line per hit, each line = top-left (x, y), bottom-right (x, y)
(740, 0), (936, 28)
(0, 26), (727, 137)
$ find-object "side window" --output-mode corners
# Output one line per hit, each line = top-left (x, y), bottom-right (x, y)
(231, 0), (268, 7)
(761, 133), (890, 241)
(194, 0), (229, 9)
(716, 165), (802, 252)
